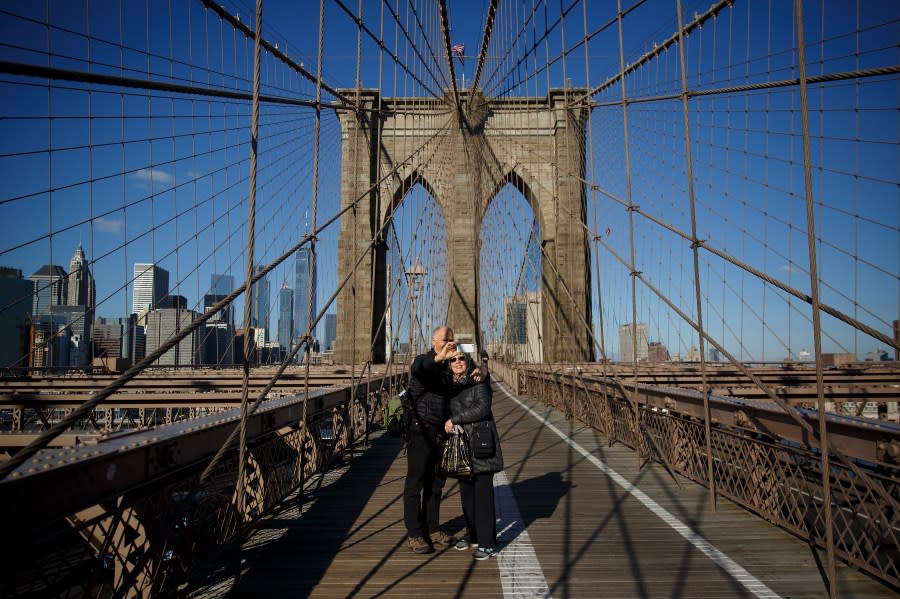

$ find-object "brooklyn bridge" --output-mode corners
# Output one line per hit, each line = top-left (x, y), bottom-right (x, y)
(0, 0), (898, 597)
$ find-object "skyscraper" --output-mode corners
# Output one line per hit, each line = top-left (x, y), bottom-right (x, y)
(502, 292), (542, 362)
(30, 315), (70, 369)
(0, 267), (33, 368)
(250, 265), (270, 342)
(206, 273), (236, 325)
(92, 315), (139, 366)
(203, 293), (233, 326)
(145, 307), (200, 366)
(619, 322), (649, 363)
(67, 244), (95, 310)
(201, 321), (234, 366)
(132, 263), (170, 316)
(210, 273), (235, 296)
(324, 312), (337, 351)
(294, 248), (317, 341)
(159, 295), (188, 310)
(278, 282), (294, 350)
(28, 264), (67, 315)
(504, 297), (527, 344)
(31, 306), (91, 368)
(648, 341), (670, 362)
(92, 317), (123, 360)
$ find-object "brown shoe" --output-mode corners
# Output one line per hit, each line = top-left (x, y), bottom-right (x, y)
(429, 530), (455, 547)
(408, 536), (433, 554)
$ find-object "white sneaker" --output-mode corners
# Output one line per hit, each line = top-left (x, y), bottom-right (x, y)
(472, 547), (495, 560)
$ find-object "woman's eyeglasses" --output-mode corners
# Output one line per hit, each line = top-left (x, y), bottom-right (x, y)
(449, 356), (466, 363)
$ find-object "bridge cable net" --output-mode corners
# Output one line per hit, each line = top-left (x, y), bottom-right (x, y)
(0, 0), (456, 595)
(0, 0), (897, 595)
(472, 0), (900, 591)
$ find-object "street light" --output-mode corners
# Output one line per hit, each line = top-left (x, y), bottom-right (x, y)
(404, 258), (428, 355)
(488, 315), (498, 360)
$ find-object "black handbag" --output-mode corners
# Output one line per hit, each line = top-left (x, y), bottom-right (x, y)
(470, 421), (495, 459)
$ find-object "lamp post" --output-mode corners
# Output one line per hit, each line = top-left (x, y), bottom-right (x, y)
(488, 315), (498, 359)
(404, 259), (427, 355)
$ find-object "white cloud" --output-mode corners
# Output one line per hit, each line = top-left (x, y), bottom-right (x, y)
(130, 168), (174, 187)
(93, 216), (124, 234)
(778, 264), (795, 273)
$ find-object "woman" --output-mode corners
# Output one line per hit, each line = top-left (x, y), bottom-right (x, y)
(443, 350), (504, 560)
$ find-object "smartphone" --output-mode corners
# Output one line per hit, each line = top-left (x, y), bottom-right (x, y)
(457, 343), (476, 353)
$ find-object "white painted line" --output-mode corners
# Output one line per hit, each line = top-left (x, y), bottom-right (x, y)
(497, 382), (782, 599)
(494, 469), (552, 599)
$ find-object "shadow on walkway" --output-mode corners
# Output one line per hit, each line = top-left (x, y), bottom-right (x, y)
(190, 436), (403, 597)
(507, 470), (573, 532)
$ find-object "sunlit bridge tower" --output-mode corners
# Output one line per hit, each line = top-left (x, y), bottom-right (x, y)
(333, 89), (592, 363)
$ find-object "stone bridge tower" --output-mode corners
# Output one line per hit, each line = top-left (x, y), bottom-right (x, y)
(333, 89), (593, 364)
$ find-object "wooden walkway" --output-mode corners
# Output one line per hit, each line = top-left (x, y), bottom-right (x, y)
(190, 381), (896, 598)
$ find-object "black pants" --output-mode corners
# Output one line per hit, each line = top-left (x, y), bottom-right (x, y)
(458, 472), (496, 548)
(403, 421), (447, 538)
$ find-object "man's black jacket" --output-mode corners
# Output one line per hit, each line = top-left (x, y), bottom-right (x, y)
(408, 349), (449, 425)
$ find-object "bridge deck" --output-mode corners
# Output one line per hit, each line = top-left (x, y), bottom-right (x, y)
(190, 382), (894, 598)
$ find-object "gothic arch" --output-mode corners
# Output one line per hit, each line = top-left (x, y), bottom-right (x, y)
(333, 89), (593, 363)
(482, 167), (545, 235)
(386, 170), (442, 225)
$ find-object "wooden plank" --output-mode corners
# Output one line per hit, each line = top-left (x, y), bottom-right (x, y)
(190, 432), (503, 597)
(189, 380), (897, 598)
(496, 384), (896, 598)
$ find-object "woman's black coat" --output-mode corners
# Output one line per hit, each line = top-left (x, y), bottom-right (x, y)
(448, 379), (504, 474)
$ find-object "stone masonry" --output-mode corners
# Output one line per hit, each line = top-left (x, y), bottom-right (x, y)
(333, 89), (593, 364)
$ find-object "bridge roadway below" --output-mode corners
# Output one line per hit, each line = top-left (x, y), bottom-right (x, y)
(189, 381), (895, 598)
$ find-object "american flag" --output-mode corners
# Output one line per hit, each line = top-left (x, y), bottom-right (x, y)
(452, 43), (464, 65)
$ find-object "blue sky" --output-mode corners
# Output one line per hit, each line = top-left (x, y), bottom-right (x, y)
(0, 0), (898, 361)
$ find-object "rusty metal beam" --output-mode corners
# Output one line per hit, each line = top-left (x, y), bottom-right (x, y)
(0, 433), (95, 449)
(1, 393), (324, 406)
(530, 369), (900, 468)
(0, 366), (390, 391)
(0, 386), (361, 521)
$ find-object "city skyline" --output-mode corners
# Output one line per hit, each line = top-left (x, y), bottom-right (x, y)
(3, 246), (336, 351)
(2, 240), (893, 367)
(0, 1), (897, 365)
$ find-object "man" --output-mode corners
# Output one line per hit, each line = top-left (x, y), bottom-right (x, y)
(403, 325), (459, 554)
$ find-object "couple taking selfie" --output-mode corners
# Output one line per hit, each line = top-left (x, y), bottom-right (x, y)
(403, 326), (504, 560)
